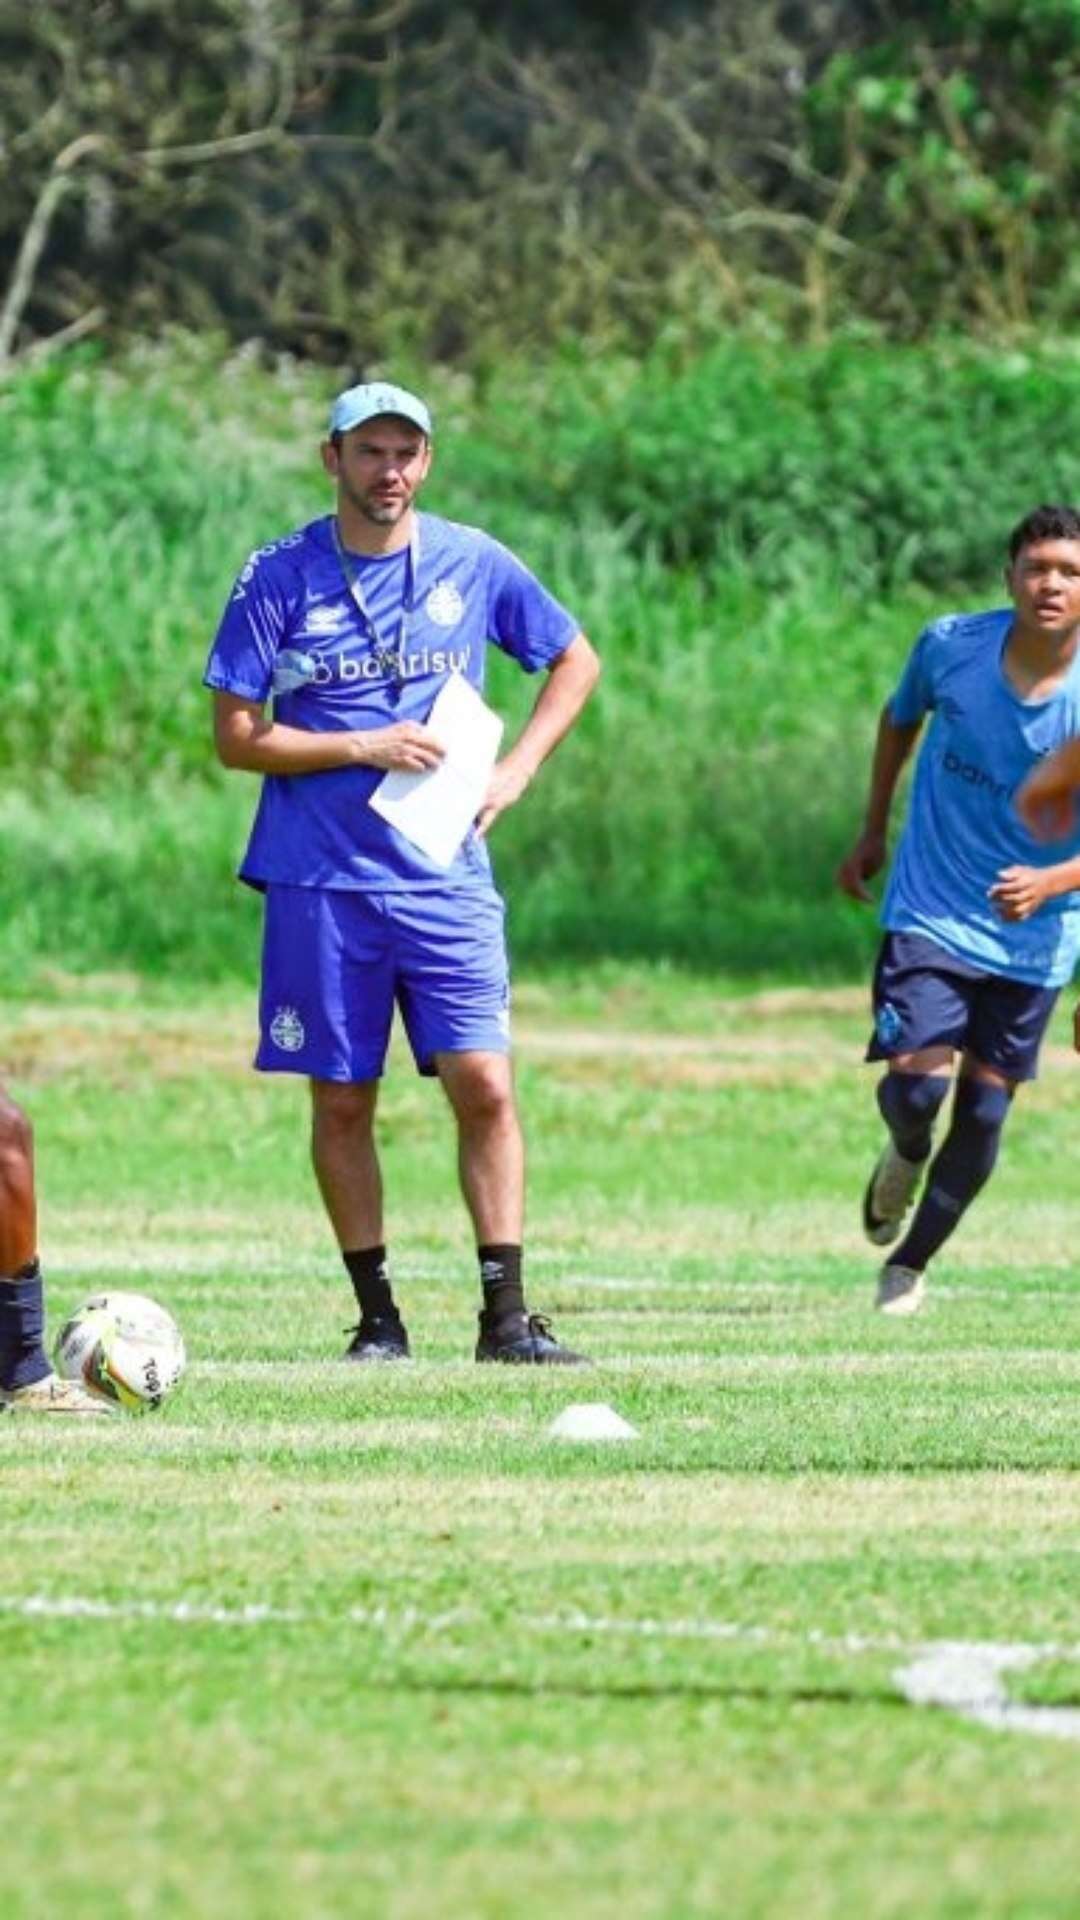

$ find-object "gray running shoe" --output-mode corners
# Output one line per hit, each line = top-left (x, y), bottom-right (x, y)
(1, 1371), (112, 1414)
(874, 1264), (926, 1316)
(862, 1141), (926, 1245)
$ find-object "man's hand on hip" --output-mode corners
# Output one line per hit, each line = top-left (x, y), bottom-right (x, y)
(476, 756), (533, 838)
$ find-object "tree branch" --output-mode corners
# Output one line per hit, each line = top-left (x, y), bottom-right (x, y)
(0, 135), (110, 363)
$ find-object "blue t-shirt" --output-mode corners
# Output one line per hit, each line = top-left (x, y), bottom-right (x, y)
(883, 608), (1080, 985)
(204, 512), (580, 892)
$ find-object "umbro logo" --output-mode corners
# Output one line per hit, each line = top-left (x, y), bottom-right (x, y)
(304, 603), (350, 636)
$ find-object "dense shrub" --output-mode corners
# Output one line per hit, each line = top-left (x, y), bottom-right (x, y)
(469, 340), (1080, 589)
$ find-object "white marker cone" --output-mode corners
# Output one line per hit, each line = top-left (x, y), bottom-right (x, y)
(547, 1402), (638, 1441)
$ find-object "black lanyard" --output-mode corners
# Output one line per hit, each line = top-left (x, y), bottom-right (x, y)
(331, 516), (420, 694)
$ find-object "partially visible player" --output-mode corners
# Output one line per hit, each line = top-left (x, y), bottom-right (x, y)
(0, 1083), (107, 1412)
(1017, 735), (1080, 843)
(837, 503), (1080, 1314)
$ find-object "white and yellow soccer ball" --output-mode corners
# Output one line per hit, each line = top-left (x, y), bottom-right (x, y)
(54, 1291), (186, 1413)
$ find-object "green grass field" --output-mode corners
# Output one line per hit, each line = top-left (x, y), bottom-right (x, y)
(3, 972), (1080, 1919)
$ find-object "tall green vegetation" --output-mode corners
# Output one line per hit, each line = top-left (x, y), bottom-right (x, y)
(470, 339), (1080, 587)
(6, 336), (1074, 983)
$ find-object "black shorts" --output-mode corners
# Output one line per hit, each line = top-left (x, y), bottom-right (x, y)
(866, 931), (1059, 1083)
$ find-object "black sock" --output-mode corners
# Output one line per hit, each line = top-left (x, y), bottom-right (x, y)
(0, 1258), (52, 1391)
(342, 1246), (397, 1322)
(892, 1078), (1011, 1273)
(479, 1244), (525, 1325)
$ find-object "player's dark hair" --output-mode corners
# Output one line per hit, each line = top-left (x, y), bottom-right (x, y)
(1007, 504), (1080, 561)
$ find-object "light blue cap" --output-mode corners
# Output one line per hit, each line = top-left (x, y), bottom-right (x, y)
(327, 381), (432, 438)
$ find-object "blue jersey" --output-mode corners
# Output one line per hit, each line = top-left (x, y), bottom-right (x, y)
(883, 608), (1080, 985)
(204, 512), (579, 892)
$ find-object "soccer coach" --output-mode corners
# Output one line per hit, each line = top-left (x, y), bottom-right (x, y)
(205, 382), (600, 1364)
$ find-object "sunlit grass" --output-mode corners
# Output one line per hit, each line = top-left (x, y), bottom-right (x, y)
(3, 979), (1080, 1916)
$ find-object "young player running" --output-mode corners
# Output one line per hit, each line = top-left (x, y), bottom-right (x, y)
(205, 382), (600, 1363)
(0, 1085), (106, 1413)
(837, 504), (1080, 1314)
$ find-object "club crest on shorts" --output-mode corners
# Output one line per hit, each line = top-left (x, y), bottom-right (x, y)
(269, 1005), (305, 1052)
(875, 1000), (903, 1048)
(424, 580), (464, 627)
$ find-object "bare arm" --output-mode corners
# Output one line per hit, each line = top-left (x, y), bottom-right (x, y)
(988, 853), (1080, 922)
(1009, 740), (1080, 1057)
(1015, 737), (1080, 841)
(985, 834), (1080, 1056)
(836, 703), (923, 902)
(476, 632), (601, 838)
(212, 692), (445, 775)
(994, 740), (1080, 922)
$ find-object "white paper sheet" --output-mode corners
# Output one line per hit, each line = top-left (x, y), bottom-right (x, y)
(369, 673), (504, 867)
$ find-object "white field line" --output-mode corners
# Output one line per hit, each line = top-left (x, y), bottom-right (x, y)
(45, 1272), (1080, 1312)
(2, 1593), (1078, 1742)
(188, 1349), (1080, 1382)
(40, 1252), (1080, 1304)
(951, 1293), (1080, 1307)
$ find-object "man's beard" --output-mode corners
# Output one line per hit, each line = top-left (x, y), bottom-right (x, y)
(342, 475), (409, 526)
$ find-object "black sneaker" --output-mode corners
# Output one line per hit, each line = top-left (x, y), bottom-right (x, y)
(475, 1309), (590, 1366)
(343, 1314), (411, 1362)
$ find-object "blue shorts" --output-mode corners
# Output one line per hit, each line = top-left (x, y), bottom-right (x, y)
(867, 931), (1058, 1083)
(256, 884), (511, 1080)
